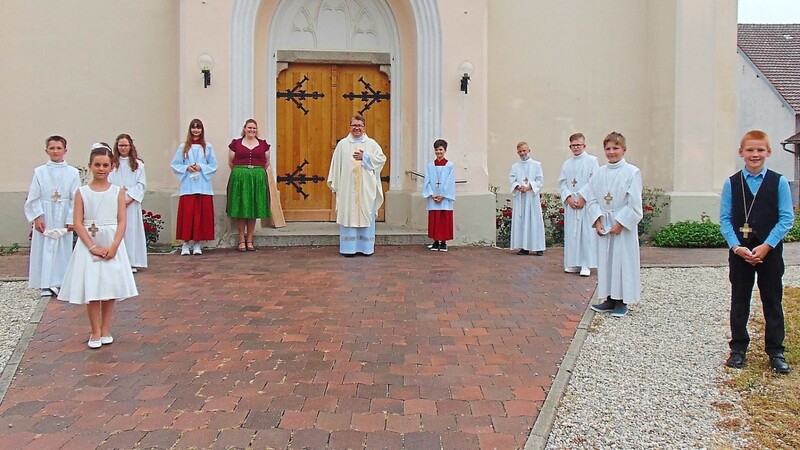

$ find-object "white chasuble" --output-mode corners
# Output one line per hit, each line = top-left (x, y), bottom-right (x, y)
(109, 158), (148, 268)
(327, 133), (386, 254)
(24, 162), (81, 289)
(586, 159), (643, 303)
(508, 159), (546, 251)
(558, 152), (600, 269)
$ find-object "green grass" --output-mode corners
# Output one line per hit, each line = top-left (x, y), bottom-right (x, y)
(722, 287), (800, 449)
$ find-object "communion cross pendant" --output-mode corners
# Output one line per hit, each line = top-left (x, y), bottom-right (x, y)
(604, 192), (613, 205)
(571, 178), (577, 187)
(51, 191), (61, 201)
(435, 181), (441, 188)
(87, 222), (99, 237)
(739, 222), (753, 239)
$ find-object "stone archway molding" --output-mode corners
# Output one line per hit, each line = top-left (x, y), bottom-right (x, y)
(230, 0), (442, 188)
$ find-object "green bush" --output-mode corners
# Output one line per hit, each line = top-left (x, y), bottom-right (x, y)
(652, 219), (726, 248)
(784, 207), (800, 243)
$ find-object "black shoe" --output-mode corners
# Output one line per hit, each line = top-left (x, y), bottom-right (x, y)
(341, 253), (356, 258)
(429, 241), (440, 251)
(590, 299), (616, 313)
(516, 249), (530, 255)
(439, 243), (448, 252)
(725, 352), (746, 369)
(534, 251), (543, 256)
(770, 354), (791, 374)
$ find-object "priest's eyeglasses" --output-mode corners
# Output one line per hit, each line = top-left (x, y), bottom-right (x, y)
(350, 124), (364, 128)
(569, 144), (585, 148)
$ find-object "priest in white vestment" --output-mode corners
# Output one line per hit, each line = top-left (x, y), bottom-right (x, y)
(508, 142), (546, 255)
(586, 132), (643, 317)
(558, 133), (599, 276)
(327, 114), (387, 256)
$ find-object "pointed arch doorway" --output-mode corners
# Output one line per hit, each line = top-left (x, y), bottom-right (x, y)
(275, 62), (390, 222)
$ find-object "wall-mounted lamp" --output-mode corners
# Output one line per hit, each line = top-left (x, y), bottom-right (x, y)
(459, 60), (474, 94)
(198, 53), (214, 88)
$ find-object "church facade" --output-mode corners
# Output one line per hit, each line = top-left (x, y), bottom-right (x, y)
(0, 0), (738, 246)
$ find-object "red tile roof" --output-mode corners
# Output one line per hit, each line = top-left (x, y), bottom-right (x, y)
(738, 24), (800, 112)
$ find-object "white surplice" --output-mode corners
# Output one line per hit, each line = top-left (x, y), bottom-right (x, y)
(509, 158), (546, 251)
(586, 158), (643, 304)
(327, 133), (386, 254)
(109, 157), (148, 268)
(422, 160), (456, 211)
(24, 161), (81, 290)
(558, 152), (599, 269)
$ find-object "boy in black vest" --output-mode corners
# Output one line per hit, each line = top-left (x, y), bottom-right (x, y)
(720, 130), (794, 374)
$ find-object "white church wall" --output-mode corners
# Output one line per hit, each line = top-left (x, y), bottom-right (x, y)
(0, 0), (180, 245)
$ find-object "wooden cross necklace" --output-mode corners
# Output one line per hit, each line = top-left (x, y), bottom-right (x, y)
(739, 171), (757, 238)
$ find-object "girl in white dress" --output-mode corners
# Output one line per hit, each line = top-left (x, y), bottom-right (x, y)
(58, 144), (138, 349)
(109, 134), (148, 271)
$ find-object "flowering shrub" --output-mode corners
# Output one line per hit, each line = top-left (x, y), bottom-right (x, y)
(496, 199), (513, 248)
(142, 210), (164, 246)
(639, 187), (670, 238)
(541, 192), (564, 246)
(495, 193), (565, 248)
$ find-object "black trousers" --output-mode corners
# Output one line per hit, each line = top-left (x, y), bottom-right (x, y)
(728, 242), (785, 356)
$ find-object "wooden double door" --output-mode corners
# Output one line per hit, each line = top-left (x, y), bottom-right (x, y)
(276, 63), (390, 221)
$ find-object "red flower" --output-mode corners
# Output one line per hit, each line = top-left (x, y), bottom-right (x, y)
(549, 214), (557, 219)
(558, 208), (564, 214)
(541, 203), (547, 209)
(557, 220), (564, 227)
(496, 218), (501, 228)
(644, 205), (654, 212)
(154, 214), (161, 219)
(503, 210), (512, 217)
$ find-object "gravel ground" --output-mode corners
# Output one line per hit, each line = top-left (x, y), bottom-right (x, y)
(546, 265), (800, 450)
(0, 282), (40, 375)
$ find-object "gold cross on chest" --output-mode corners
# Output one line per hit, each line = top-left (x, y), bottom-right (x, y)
(739, 222), (753, 239)
(87, 222), (99, 237)
(571, 178), (577, 187)
(604, 192), (613, 204)
(51, 191), (61, 201)
(523, 178), (528, 184)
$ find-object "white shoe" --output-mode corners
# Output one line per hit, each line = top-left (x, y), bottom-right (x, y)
(193, 242), (202, 255)
(41, 289), (53, 297)
(131, 267), (138, 273)
(87, 336), (102, 349)
(564, 267), (580, 273)
(181, 243), (191, 255)
(100, 335), (114, 345)
(580, 267), (591, 277)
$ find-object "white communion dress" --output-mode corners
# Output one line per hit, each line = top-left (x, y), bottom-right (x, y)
(58, 185), (139, 304)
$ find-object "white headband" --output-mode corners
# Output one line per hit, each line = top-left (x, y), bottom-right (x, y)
(91, 143), (112, 152)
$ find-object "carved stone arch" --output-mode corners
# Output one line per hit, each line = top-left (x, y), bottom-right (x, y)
(230, 0), (442, 189)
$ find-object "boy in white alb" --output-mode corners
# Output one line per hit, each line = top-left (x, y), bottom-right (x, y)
(24, 135), (81, 297)
(586, 132), (643, 317)
(508, 141), (546, 255)
(558, 132), (599, 276)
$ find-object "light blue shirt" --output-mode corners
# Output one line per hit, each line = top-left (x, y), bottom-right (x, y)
(719, 167), (794, 249)
(171, 143), (218, 196)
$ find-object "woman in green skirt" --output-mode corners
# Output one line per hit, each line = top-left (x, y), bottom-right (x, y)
(227, 119), (270, 251)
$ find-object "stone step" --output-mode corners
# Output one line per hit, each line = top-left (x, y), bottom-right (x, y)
(246, 222), (429, 247)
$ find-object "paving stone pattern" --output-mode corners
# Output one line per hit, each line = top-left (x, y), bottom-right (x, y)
(0, 246), (595, 449)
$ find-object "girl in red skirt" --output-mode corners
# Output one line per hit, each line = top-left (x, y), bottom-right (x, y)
(170, 119), (218, 255)
(422, 139), (456, 251)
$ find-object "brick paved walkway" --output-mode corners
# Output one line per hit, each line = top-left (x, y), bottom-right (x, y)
(0, 246), (596, 449)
